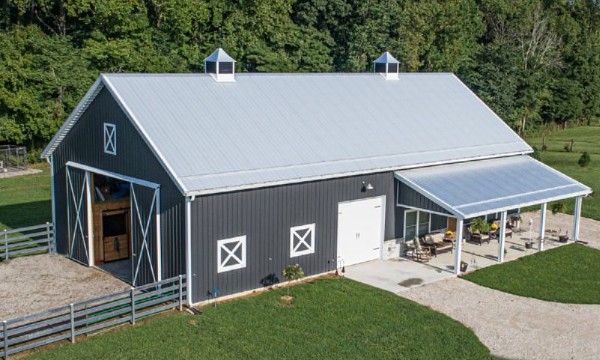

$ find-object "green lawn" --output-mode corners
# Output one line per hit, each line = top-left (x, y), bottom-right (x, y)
(463, 244), (600, 304)
(526, 126), (599, 220)
(0, 163), (52, 230)
(27, 278), (497, 360)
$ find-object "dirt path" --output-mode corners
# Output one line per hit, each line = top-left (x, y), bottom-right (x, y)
(0, 254), (129, 320)
(399, 277), (600, 360)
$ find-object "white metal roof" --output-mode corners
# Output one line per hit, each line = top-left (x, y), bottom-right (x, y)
(43, 72), (532, 196)
(395, 155), (591, 219)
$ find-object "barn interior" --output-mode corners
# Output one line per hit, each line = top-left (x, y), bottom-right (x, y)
(91, 173), (132, 283)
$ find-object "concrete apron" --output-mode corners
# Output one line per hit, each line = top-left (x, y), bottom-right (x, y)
(343, 258), (454, 294)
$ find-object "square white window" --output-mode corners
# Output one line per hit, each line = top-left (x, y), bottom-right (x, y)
(290, 224), (315, 257)
(217, 236), (246, 273)
(103, 123), (117, 155)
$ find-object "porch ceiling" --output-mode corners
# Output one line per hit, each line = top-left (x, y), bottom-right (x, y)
(395, 155), (591, 219)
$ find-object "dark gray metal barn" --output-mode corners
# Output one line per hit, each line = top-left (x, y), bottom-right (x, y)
(42, 49), (590, 304)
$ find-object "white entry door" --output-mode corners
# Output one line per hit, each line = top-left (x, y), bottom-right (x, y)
(337, 196), (385, 266)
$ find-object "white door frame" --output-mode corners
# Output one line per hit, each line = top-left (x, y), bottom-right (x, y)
(65, 161), (161, 282)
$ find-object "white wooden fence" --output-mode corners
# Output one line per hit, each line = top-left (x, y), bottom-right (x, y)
(1, 275), (186, 359)
(1, 223), (54, 261)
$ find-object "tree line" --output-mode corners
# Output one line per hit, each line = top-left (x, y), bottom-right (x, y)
(1, 0), (599, 153)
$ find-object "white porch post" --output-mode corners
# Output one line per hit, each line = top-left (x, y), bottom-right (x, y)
(538, 203), (547, 251)
(453, 219), (464, 274)
(573, 196), (582, 241)
(498, 211), (507, 262)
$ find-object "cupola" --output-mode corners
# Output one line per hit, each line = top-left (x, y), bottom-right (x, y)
(373, 52), (399, 80)
(204, 48), (236, 82)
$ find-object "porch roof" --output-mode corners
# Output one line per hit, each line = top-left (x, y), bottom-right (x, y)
(394, 156), (591, 219)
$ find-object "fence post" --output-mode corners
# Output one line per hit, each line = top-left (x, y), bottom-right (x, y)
(130, 288), (136, 325)
(3, 230), (7, 262)
(70, 304), (75, 344)
(46, 222), (52, 254)
(178, 275), (183, 311)
(3, 320), (8, 360)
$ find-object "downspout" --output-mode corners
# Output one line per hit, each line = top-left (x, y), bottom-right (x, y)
(185, 195), (195, 306)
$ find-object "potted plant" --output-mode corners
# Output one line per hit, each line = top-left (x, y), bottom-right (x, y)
(470, 218), (490, 234)
(509, 214), (522, 230)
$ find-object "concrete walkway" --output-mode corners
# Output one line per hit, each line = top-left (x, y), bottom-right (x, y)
(344, 258), (453, 293)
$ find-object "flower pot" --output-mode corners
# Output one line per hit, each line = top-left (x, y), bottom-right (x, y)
(559, 235), (568, 243)
(525, 241), (533, 249)
(460, 262), (468, 272)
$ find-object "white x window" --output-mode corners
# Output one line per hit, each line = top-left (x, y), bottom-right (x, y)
(217, 236), (246, 273)
(290, 224), (315, 257)
(104, 123), (117, 155)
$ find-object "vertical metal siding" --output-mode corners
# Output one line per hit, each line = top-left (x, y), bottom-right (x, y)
(397, 182), (452, 215)
(190, 172), (395, 302)
(52, 88), (185, 284)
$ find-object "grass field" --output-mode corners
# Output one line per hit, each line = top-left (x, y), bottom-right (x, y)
(27, 277), (496, 360)
(0, 163), (52, 230)
(463, 244), (600, 304)
(525, 126), (600, 220)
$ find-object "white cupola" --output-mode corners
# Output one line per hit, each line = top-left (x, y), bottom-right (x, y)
(204, 48), (236, 82)
(373, 52), (399, 80)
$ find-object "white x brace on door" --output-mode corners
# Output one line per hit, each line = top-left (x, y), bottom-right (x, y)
(66, 166), (90, 265)
(131, 183), (160, 286)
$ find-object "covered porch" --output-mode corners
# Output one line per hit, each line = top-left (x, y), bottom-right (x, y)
(395, 156), (591, 274)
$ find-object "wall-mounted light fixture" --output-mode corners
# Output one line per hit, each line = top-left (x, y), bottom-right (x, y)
(361, 181), (374, 192)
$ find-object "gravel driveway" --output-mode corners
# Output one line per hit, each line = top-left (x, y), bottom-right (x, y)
(396, 211), (600, 360)
(0, 254), (129, 320)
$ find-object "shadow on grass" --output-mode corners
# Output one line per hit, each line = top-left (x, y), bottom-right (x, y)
(0, 200), (52, 230)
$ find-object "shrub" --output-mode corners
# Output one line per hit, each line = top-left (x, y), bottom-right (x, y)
(282, 264), (304, 296)
(530, 146), (541, 160)
(551, 202), (565, 215)
(578, 152), (591, 168)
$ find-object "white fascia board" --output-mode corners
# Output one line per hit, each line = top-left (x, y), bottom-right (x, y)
(462, 190), (592, 219)
(41, 78), (105, 159)
(184, 151), (531, 197)
(455, 184), (586, 211)
(101, 75), (188, 196)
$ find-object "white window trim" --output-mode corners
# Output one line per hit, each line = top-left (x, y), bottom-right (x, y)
(103, 123), (117, 155)
(217, 236), (246, 273)
(290, 223), (315, 257)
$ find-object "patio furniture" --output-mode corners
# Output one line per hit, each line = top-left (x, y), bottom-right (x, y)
(406, 238), (431, 262)
(468, 231), (490, 245)
(423, 234), (453, 257)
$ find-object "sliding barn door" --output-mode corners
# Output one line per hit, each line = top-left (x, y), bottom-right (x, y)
(66, 166), (90, 265)
(130, 184), (159, 286)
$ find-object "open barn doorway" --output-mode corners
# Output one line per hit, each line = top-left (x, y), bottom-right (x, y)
(65, 163), (161, 286)
(92, 173), (132, 282)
